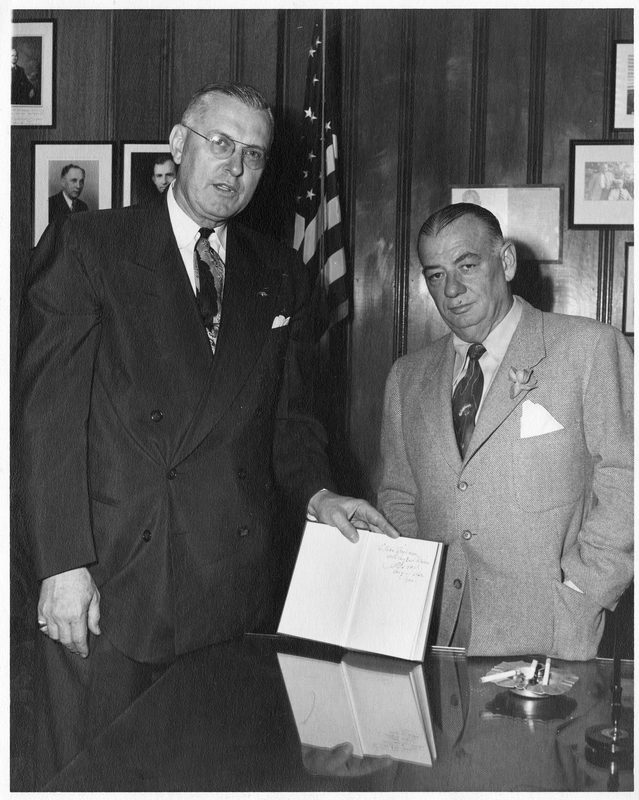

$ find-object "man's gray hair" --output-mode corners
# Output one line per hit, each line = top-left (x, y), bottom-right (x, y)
(181, 81), (274, 137)
(419, 203), (504, 253)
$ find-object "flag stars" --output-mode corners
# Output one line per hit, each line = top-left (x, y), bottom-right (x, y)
(306, 189), (316, 200)
(309, 46), (316, 57)
(307, 152), (316, 161)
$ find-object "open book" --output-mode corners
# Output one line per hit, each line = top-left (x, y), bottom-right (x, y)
(277, 522), (442, 661)
(277, 651), (436, 767)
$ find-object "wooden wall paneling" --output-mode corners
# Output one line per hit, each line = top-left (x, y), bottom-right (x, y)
(542, 8), (609, 319)
(485, 10), (531, 186)
(407, 11), (474, 355)
(170, 11), (232, 126)
(348, 9), (404, 497)
(468, 10), (490, 185)
(241, 10), (279, 105)
(113, 11), (168, 142)
(393, 10), (416, 361)
(526, 9), (547, 185)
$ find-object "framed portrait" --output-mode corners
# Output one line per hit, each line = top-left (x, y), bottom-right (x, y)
(569, 140), (634, 229)
(12, 19), (55, 127)
(32, 142), (114, 245)
(122, 142), (177, 206)
(450, 185), (563, 262)
(623, 242), (634, 335)
(612, 41), (634, 132)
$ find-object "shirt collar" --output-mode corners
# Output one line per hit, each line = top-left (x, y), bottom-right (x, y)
(167, 180), (227, 249)
(452, 295), (522, 361)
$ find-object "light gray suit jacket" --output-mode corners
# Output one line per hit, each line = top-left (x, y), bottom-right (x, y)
(378, 298), (633, 660)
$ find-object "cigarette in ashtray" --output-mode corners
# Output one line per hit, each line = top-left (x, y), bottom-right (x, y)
(480, 659), (539, 684)
(542, 657), (551, 685)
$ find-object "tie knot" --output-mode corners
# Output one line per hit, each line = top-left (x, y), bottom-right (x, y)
(198, 227), (214, 241)
(468, 343), (485, 361)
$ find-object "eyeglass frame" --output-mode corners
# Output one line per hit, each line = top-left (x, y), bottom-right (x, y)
(182, 124), (269, 170)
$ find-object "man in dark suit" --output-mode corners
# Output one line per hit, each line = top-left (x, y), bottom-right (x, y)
(17, 81), (398, 786)
(48, 163), (89, 222)
(11, 46), (34, 104)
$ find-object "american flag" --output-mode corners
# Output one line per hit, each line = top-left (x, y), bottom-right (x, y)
(294, 18), (349, 335)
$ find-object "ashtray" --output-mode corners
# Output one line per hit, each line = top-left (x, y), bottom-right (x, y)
(483, 660), (579, 699)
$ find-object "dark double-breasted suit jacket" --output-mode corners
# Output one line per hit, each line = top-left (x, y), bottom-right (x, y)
(48, 190), (89, 224)
(17, 195), (333, 663)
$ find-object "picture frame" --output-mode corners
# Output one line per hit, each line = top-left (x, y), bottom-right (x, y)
(12, 19), (55, 127)
(121, 142), (177, 206)
(32, 142), (114, 246)
(569, 140), (634, 229)
(450, 185), (563, 262)
(623, 242), (634, 336)
(612, 41), (634, 132)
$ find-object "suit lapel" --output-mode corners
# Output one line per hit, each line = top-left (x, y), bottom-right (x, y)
(418, 335), (463, 469)
(465, 299), (546, 463)
(172, 223), (282, 464)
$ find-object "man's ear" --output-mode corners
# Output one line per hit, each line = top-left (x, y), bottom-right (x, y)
(501, 240), (517, 283)
(169, 124), (185, 165)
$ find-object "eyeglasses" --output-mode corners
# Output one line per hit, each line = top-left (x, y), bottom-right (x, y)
(184, 125), (268, 170)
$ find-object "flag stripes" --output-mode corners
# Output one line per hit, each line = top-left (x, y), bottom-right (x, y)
(294, 19), (349, 332)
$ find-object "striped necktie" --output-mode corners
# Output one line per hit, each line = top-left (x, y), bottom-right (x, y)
(194, 227), (224, 354)
(452, 343), (486, 458)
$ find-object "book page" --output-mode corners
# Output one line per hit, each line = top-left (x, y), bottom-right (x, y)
(277, 522), (365, 646)
(342, 657), (433, 766)
(345, 536), (441, 660)
(277, 653), (363, 756)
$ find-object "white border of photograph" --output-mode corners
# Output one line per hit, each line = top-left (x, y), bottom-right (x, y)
(12, 20), (55, 127)
(569, 141), (634, 229)
(613, 41), (634, 131)
(623, 242), (634, 335)
(122, 142), (175, 206)
(451, 185), (562, 262)
(33, 142), (113, 245)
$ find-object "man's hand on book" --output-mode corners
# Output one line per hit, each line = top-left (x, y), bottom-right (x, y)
(301, 743), (394, 777)
(307, 490), (400, 543)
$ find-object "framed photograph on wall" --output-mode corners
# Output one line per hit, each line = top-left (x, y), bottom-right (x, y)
(32, 142), (114, 245)
(122, 142), (177, 206)
(12, 19), (55, 127)
(612, 41), (634, 132)
(623, 242), (634, 335)
(450, 185), (562, 262)
(569, 141), (634, 229)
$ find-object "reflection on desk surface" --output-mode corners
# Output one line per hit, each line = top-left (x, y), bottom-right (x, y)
(45, 634), (634, 792)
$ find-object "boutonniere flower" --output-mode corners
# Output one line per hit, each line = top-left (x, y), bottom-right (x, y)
(508, 366), (538, 399)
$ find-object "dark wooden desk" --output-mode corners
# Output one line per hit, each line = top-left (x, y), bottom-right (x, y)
(45, 634), (633, 792)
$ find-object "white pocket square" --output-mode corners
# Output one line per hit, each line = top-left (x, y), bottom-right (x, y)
(520, 399), (564, 438)
(272, 315), (290, 329)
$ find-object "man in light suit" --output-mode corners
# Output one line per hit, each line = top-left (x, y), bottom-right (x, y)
(16, 81), (397, 786)
(378, 203), (633, 661)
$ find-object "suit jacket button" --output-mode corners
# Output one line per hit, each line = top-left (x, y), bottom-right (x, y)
(142, 530), (152, 542)
(237, 468), (247, 480)
(150, 410), (163, 422)
(458, 481), (468, 491)
(462, 530), (472, 540)
(237, 526), (250, 537)
(167, 468), (177, 480)
(453, 578), (463, 589)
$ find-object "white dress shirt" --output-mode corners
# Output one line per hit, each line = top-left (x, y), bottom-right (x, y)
(166, 180), (226, 294)
(451, 295), (523, 419)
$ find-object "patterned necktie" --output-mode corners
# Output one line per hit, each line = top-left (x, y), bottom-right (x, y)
(452, 343), (486, 459)
(194, 227), (224, 354)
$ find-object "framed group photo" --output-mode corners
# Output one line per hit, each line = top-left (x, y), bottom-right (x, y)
(569, 140), (634, 228)
(32, 142), (114, 245)
(450, 185), (563, 262)
(122, 142), (177, 206)
(612, 41), (634, 132)
(12, 19), (55, 127)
